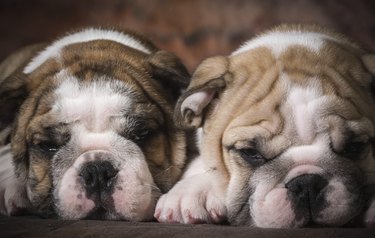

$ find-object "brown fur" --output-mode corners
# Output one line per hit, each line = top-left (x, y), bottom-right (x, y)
(0, 28), (192, 215)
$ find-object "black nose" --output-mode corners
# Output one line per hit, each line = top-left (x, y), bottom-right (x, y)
(80, 161), (118, 196)
(285, 174), (328, 208)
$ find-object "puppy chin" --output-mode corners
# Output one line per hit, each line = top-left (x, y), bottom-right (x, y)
(56, 193), (157, 221)
(55, 174), (158, 221)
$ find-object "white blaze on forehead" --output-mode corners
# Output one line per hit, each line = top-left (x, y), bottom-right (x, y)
(286, 83), (323, 144)
(232, 30), (335, 56)
(23, 28), (151, 74)
(53, 72), (133, 132)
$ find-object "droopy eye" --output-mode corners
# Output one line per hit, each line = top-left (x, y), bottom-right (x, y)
(341, 141), (367, 159)
(37, 141), (60, 154)
(132, 129), (153, 143)
(237, 148), (266, 166)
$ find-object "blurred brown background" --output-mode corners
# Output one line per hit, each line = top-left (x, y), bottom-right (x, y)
(0, 0), (374, 71)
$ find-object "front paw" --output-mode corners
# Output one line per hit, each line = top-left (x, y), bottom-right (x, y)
(364, 197), (375, 227)
(0, 145), (31, 215)
(0, 178), (30, 216)
(154, 173), (227, 224)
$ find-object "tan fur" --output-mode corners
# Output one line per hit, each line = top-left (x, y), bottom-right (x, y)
(177, 25), (375, 174)
(169, 24), (375, 226)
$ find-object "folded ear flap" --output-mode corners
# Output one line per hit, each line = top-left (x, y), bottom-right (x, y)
(148, 50), (190, 103)
(174, 56), (229, 129)
(0, 73), (28, 141)
(0, 43), (46, 141)
(0, 72), (32, 179)
(362, 54), (375, 94)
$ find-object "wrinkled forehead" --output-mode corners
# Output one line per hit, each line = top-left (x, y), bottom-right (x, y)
(224, 75), (374, 147)
(224, 30), (373, 145)
(45, 71), (161, 129)
(282, 79), (374, 144)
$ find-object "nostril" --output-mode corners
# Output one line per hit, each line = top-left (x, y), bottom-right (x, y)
(80, 161), (119, 195)
(285, 174), (328, 202)
(310, 176), (328, 195)
(103, 163), (118, 188)
(80, 165), (98, 188)
(103, 161), (118, 180)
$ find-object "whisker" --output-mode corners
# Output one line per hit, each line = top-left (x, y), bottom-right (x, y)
(142, 183), (160, 190)
(154, 166), (173, 178)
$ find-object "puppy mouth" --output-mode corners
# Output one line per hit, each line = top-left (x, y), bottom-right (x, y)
(85, 206), (112, 220)
(286, 174), (328, 224)
(54, 150), (158, 221)
(245, 169), (366, 228)
(79, 162), (119, 220)
(85, 194), (117, 218)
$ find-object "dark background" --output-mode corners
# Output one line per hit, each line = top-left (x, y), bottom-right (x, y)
(0, 0), (374, 71)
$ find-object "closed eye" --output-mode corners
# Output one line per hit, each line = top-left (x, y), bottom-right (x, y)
(236, 148), (266, 166)
(30, 129), (70, 157)
(339, 141), (369, 160)
(227, 140), (267, 167)
(131, 128), (156, 144)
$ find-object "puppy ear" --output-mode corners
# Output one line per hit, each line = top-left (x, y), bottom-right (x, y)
(0, 73), (28, 141)
(362, 54), (375, 94)
(0, 43), (45, 139)
(148, 50), (190, 103)
(174, 56), (229, 129)
(0, 73), (32, 179)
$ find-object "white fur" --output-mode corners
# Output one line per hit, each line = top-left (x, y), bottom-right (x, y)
(248, 167), (304, 228)
(24, 28), (151, 74)
(155, 158), (227, 224)
(196, 128), (203, 148)
(57, 159), (95, 219)
(284, 144), (323, 165)
(232, 30), (336, 56)
(251, 187), (298, 228)
(56, 139), (157, 220)
(180, 89), (216, 127)
(181, 90), (215, 116)
(316, 178), (354, 225)
(53, 73), (133, 132)
(283, 165), (323, 184)
(286, 82), (323, 144)
(52, 73), (158, 220)
(0, 145), (30, 215)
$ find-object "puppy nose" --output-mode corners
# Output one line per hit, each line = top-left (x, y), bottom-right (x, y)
(80, 161), (118, 195)
(285, 174), (328, 206)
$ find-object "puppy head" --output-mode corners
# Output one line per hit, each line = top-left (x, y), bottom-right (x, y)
(0, 29), (190, 220)
(176, 25), (375, 227)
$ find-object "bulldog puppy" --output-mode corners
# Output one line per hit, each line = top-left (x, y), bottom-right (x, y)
(155, 25), (375, 227)
(0, 28), (192, 220)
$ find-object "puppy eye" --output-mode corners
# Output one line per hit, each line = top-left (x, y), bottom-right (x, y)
(133, 129), (152, 142)
(341, 141), (367, 159)
(238, 148), (265, 166)
(37, 141), (60, 154)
